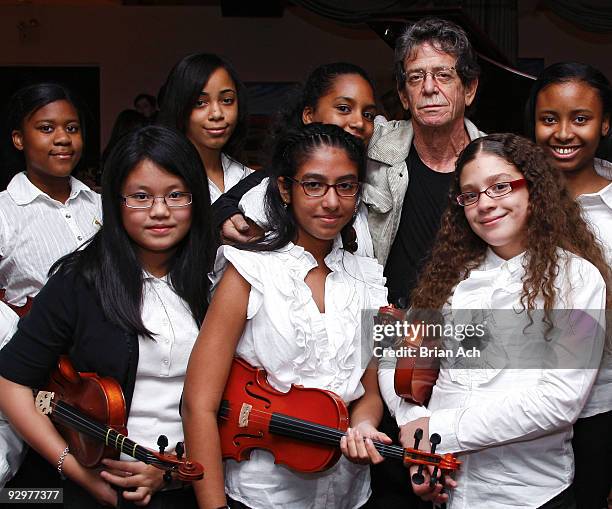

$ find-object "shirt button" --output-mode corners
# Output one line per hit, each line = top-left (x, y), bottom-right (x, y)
(77, 236), (83, 241)
(65, 213), (71, 219)
(163, 359), (169, 365)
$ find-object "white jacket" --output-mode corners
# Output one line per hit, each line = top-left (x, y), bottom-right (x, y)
(364, 118), (485, 266)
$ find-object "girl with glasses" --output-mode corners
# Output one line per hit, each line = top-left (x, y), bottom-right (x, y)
(379, 133), (611, 509)
(157, 53), (253, 204)
(526, 62), (612, 509)
(0, 125), (215, 508)
(183, 123), (389, 509)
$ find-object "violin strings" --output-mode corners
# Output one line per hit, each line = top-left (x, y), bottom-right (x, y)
(51, 402), (156, 465)
(48, 400), (168, 469)
(220, 402), (407, 461)
(229, 404), (432, 463)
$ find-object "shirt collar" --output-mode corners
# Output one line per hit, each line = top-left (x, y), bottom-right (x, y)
(580, 158), (612, 210)
(482, 248), (526, 275)
(142, 270), (170, 282)
(282, 235), (345, 269)
(7, 171), (97, 206)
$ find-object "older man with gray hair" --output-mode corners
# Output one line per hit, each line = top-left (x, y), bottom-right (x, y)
(365, 17), (483, 307)
(366, 17), (483, 508)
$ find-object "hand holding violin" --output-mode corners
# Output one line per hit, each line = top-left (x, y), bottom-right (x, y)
(100, 459), (166, 506)
(399, 417), (458, 505)
(340, 423), (392, 465)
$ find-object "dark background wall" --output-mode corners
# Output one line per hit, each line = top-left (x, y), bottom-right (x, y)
(0, 0), (610, 148)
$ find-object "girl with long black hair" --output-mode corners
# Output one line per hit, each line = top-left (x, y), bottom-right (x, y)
(157, 53), (252, 203)
(183, 123), (390, 509)
(0, 125), (215, 508)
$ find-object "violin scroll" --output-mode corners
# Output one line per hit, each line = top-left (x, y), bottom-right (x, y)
(405, 428), (461, 487)
(151, 437), (203, 482)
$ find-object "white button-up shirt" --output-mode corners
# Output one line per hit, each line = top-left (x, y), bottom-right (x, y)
(379, 248), (606, 509)
(577, 158), (612, 417)
(122, 275), (199, 458)
(212, 240), (387, 509)
(208, 153), (253, 204)
(0, 172), (102, 305)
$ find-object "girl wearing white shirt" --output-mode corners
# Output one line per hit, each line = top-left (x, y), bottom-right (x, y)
(0, 82), (102, 309)
(379, 134), (611, 509)
(526, 62), (612, 508)
(0, 125), (215, 508)
(157, 53), (253, 203)
(183, 124), (390, 509)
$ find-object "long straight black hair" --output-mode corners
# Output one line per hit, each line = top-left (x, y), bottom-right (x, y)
(157, 53), (248, 160)
(52, 125), (215, 335)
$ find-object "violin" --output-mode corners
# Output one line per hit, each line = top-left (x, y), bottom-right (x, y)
(218, 357), (460, 486)
(376, 305), (441, 406)
(0, 289), (33, 318)
(35, 356), (203, 481)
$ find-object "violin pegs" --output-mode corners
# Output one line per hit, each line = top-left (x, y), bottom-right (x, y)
(429, 433), (441, 454)
(175, 441), (185, 460)
(429, 466), (440, 488)
(426, 432), (442, 486)
(157, 434), (169, 455)
(412, 465), (425, 485)
(413, 428), (423, 450)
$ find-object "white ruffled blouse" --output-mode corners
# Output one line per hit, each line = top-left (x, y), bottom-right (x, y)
(210, 238), (387, 509)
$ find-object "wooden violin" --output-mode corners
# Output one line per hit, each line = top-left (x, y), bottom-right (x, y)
(0, 289), (33, 318)
(35, 356), (203, 481)
(218, 357), (460, 485)
(376, 305), (441, 406)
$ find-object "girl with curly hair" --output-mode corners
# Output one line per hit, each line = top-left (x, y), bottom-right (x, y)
(379, 133), (610, 509)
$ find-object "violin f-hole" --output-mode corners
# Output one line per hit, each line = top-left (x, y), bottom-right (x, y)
(233, 431), (264, 447)
(244, 382), (272, 409)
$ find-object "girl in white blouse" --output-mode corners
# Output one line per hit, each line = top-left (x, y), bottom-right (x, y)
(183, 123), (390, 509)
(526, 62), (612, 508)
(379, 133), (611, 509)
(0, 82), (102, 309)
(157, 53), (253, 203)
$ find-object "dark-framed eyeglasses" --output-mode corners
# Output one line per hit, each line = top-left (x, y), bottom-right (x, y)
(404, 66), (457, 86)
(122, 191), (193, 209)
(456, 179), (527, 207)
(285, 177), (360, 197)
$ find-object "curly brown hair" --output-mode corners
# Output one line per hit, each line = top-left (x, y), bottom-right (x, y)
(411, 133), (612, 313)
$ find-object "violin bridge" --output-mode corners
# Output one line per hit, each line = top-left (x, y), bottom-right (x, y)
(238, 403), (252, 428)
(35, 391), (54, 415)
